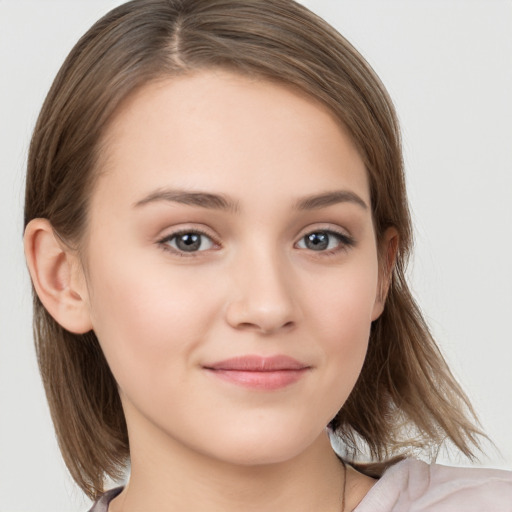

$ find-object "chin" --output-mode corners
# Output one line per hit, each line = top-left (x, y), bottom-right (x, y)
(198, 423), (326, 467)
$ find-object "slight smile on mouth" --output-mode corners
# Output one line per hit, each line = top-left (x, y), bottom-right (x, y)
(203, 355), (311, 390)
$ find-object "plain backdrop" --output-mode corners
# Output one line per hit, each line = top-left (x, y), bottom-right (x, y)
(1, 1), (511, 511)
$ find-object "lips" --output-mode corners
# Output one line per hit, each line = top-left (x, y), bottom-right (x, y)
(203, 355), (311, 390)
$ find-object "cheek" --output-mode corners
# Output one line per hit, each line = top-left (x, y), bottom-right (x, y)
(84, 248), (223, 389)
(306, 255), (379, 340)
(303, 255), (379, 383)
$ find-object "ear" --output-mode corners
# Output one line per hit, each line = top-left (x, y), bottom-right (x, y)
(371, 227), (399, 321)
(24, 218), (93, 334)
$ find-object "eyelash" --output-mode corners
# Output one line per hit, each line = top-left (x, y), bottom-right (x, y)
(157, 227), (355, 258)
(297, 228), (355, 257)
(158, 228), (219, 258)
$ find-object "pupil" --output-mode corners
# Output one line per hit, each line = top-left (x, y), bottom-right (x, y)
(306, 232), (328, 251)
(177, 233), (201, 251)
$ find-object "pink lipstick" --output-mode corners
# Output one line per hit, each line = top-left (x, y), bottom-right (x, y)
(203, 355), (310, 390)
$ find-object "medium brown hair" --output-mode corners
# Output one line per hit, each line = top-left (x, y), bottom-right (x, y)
(25, 0), (482, 499)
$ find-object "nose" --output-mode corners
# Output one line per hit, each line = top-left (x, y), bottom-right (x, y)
(224, 248), (298, 335)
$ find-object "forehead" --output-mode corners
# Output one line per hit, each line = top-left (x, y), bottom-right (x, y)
(93, 69), (369, 211)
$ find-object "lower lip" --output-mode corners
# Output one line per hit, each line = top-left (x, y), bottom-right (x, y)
(205, 369), (308, 390)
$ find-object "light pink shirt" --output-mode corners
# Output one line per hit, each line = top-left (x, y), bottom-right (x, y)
(354, 458), (512, 511)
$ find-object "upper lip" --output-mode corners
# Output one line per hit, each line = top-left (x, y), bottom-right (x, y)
(204, 355), (310, 371)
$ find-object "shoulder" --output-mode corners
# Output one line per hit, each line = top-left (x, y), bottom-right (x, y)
(355, 458), (512, 512)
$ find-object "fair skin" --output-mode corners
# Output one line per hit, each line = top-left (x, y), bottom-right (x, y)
(25, 70), (397, 511)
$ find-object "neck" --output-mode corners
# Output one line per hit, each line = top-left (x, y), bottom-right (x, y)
(110, 430), (348, 512)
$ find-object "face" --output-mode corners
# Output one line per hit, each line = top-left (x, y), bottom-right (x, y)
(80, 70), (386, 466)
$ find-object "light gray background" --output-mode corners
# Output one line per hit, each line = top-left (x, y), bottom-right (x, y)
(1, 1), (511, 511)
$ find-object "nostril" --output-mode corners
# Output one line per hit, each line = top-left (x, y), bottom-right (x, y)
(262, 320), (296, 335)
(234, 320), (295, 334)
(238, 322), (256, 330)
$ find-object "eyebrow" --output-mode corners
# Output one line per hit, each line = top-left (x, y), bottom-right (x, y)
(295, 190), (368, 211)
(134, 189), (240, 213)
(133, 188), (368, 212)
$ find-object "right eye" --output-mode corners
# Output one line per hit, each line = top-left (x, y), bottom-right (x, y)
(160, 230), (216, 254)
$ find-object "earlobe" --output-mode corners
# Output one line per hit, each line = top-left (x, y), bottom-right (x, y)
(371, 227), (399, 321)
(24, 218), (93, 334)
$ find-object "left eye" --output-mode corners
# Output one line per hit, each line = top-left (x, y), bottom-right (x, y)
(296, 230), (348, 251)
(162, 231), (215, 253)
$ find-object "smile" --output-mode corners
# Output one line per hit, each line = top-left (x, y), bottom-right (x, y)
(203, 355), (311, 390)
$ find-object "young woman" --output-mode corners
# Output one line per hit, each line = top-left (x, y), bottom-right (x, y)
(22, 0), (512, 510)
